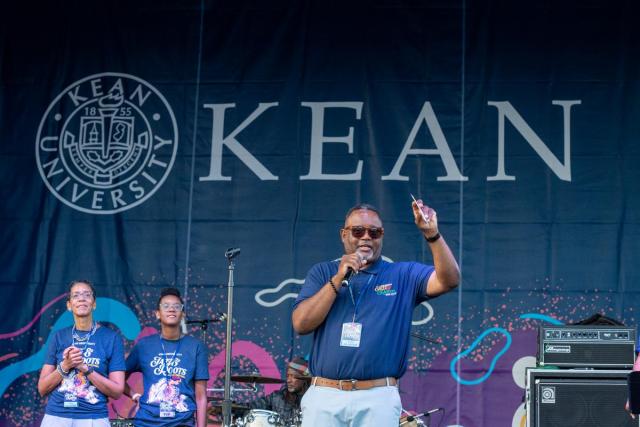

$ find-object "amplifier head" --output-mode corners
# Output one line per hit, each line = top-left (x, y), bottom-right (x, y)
(538, 325), (636, 369)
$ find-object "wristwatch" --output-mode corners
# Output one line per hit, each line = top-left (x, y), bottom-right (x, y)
(425, 232), (441, 243)
(84, 366), (95, 376)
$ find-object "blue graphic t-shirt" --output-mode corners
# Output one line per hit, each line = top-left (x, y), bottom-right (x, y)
(44, 325), (126, 419)
(126, 334), (209, 427)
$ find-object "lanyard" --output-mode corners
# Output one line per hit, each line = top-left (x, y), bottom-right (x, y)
(347, 273), (374, 323)
(159, 335), (182, 380)
(71, 321), (97, 353)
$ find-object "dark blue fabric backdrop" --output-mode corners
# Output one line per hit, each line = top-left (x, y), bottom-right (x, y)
(1, 1), (639, 426)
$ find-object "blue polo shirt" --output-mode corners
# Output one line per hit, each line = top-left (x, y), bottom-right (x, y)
(126, 334), (209, 427)
(44, 325), (126, 419)
(294, 258), (434, 380)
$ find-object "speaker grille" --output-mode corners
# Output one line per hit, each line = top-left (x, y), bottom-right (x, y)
(535, 379), (634, 427)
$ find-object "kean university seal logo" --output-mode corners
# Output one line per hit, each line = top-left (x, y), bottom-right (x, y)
(36, 72), (178, 214)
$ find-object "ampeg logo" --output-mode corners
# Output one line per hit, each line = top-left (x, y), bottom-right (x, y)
(540, 386), (556, 403)
(36, 72), (178, 214)
(545, 344), (571, 353)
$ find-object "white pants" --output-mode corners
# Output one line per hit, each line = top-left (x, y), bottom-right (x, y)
(300, 384), (402, 427)
(41, 414), (111, 427)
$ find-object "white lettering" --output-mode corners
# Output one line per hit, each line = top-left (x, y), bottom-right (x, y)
(487, 100), (580, 181)
(83, 357), (100, 366)
(111, 189), (126, 208)
(382, 102), (468, 181)
(40, 136), (59, 152)
(90, 79), (103, 97)
(129, 180), (144, 199)
(55, 177), (71, 191)
(91, 191), (104, 209)
(130, 84), (151, 107)
(67, 86), (88, 107)
(300, 102), (363, 180)
(153, 135), (172, 150)
(108, 79), (124, 97)
(149, 356), (187, 377)
(142, 171), (157, 185)
(199, 103), (279, 181)
(187, 99), (579, 183)
(71, 184), (88, 203)
(148, 154), (167, 168)
(42, 158), (64, 178)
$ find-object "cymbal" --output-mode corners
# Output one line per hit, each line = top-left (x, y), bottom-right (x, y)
(207, 401), (250, 412)
(294, 375), (312, 381)
(231, 374), (284, 384)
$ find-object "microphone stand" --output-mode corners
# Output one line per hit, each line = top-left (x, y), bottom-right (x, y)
(399, 408), (442, 427)
(187, 318), (226, 377)
(188, 319), (211, 353)
(410, 332), (442, 345)
(222, 248), (239, 427)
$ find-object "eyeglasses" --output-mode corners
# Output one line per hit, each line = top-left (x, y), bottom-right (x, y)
(159, 303), (184, 312)
(70, 291), (93, 300)
(343, 226), (384, 239)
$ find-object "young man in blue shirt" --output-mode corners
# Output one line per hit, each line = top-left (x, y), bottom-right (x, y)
(292, 201), (460, 426)
(125, 288), (209, 427)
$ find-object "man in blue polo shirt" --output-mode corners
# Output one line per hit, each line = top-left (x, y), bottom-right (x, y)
(292, 201), (460, 426)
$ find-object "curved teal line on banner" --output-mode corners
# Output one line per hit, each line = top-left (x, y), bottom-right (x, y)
(0, 298), (140, 396)
(519, 313), (564, 325)
(450, 327), (512, 386)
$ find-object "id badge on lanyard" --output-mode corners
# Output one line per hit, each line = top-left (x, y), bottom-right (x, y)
(159, 401), (176, 418)
(64, 322), (96, 407)
(340, 322), (362, 347)
(159, 336), (181, 418)
(63, 393), (78, 408)
(339, 274), (373, 348)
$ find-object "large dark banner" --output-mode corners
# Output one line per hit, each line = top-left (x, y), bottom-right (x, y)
(1, 1), (639, 426)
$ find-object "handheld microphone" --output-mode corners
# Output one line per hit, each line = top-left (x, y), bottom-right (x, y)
(180, 317), (188, 334)
(225, 247), (241, 259)
(341, 252), (365, 287)
(185, 313), (227, 324)
(341, 268), (356, 287)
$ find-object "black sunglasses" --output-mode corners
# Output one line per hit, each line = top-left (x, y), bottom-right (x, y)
(343, 226), (384, 239)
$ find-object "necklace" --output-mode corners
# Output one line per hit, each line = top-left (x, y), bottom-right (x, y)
(159, 334), (183, 379)
(72, 321), (97, 347)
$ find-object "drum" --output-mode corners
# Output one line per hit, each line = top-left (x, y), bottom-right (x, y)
(236, 409), (283, 427)
(285, 409), (302, 427)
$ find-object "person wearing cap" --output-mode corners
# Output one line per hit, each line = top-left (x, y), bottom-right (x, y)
(243, 357), (311, 425)
(292, 202), (460, 426)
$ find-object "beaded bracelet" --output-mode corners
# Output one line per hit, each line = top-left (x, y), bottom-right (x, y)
(56, 363), (70, 377)
(328, 278), (339, 295)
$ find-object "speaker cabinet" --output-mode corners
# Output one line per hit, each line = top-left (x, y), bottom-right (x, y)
(525, 369), (639, 427)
